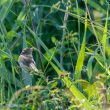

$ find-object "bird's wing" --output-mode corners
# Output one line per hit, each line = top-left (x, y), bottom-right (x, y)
(29, 61), (38, 72)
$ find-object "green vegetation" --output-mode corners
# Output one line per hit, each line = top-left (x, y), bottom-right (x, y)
(0, 0), (110, 110)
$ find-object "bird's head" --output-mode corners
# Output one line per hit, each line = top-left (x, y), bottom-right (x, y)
(21, 47), (34, 56)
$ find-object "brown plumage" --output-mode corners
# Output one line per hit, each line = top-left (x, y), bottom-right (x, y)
(18, 47), (38, 73)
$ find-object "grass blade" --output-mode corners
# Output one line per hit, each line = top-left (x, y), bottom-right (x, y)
(75, 12), (87, 79)
(0, 0), (15, 21)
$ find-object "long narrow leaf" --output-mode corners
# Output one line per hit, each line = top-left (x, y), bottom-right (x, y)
(75, 13), (87, 79)
(102, 9), (108, 63)
(0, 0), (15, 21)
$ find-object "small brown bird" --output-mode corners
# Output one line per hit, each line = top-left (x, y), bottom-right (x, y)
(18, 47), (38, 74)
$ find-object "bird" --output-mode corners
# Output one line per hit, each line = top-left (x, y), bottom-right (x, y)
(18, 47), (39, 86)
(18, 47), (39, 74)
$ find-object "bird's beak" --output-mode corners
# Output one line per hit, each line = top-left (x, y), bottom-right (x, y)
(30, 47), (34, 51)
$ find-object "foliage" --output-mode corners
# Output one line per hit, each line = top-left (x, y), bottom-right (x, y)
(0, 0), (110, 110)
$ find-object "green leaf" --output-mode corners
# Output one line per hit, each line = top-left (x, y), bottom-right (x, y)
(0, 65), (22, 88)
(0, 0), (15, 21)
(75, 13), (87, 79)
(102, 9), (108, 62)
(87, 47), (99, 80)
